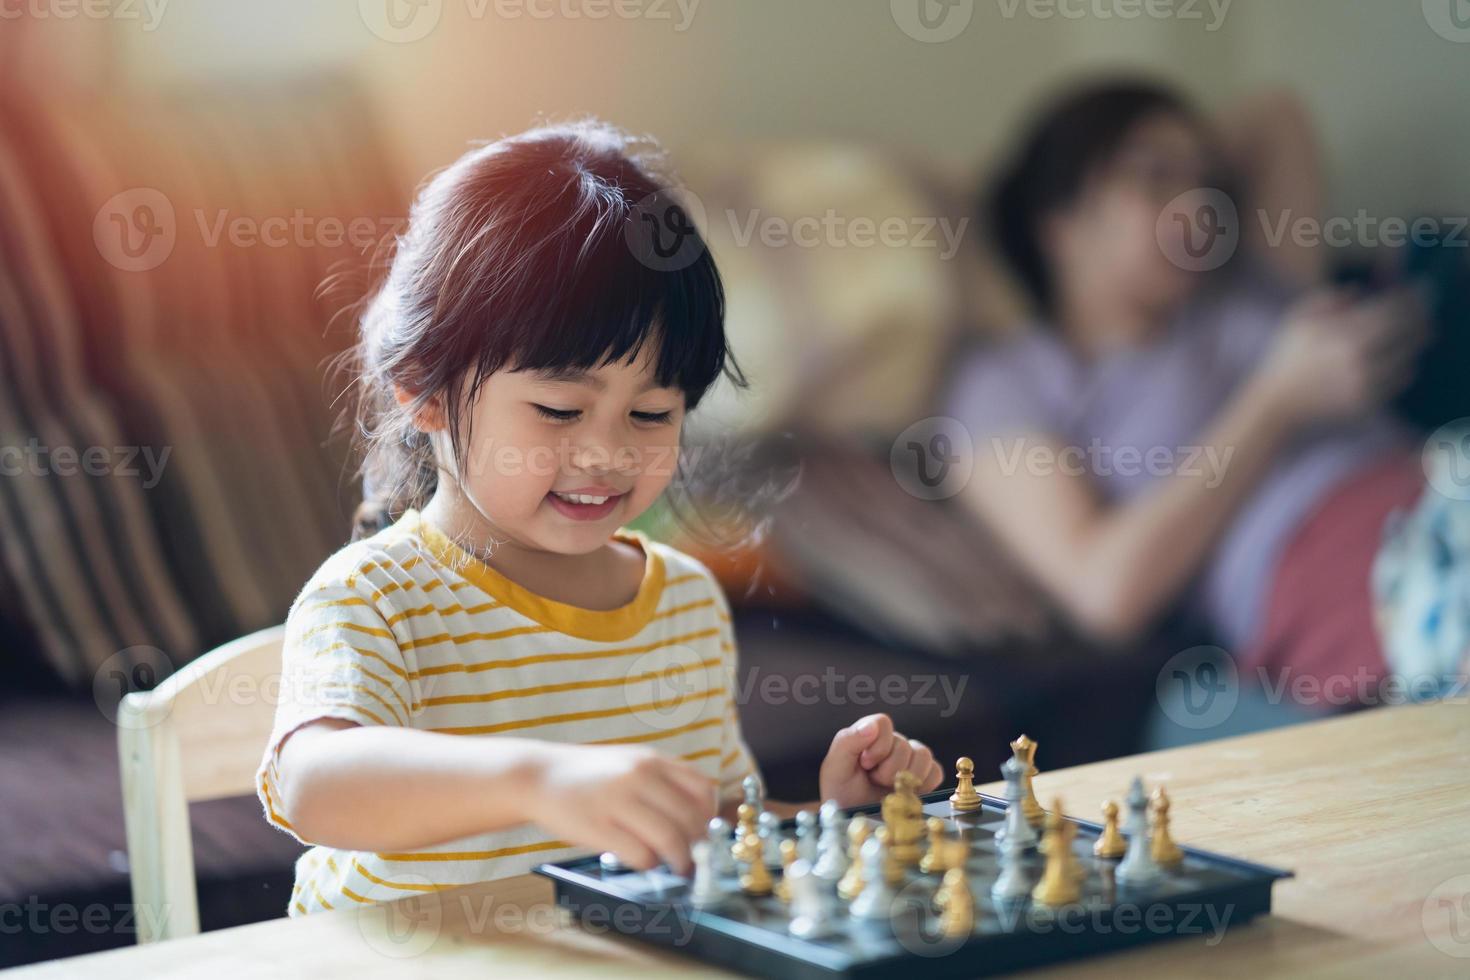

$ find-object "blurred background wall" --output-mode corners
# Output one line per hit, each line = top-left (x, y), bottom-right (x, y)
(15, 0), (1468, 219)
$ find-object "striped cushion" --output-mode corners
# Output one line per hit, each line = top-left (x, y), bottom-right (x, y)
(0, 79), (399, 688)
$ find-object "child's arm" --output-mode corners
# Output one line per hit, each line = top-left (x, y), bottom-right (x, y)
(277, 717), (716, 874)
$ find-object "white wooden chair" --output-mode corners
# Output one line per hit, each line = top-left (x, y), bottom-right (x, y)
(116, 624), (287, 943)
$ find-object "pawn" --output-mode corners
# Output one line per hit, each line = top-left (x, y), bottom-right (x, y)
(775, 838), (799, 903)
(936, 867), (975, 938)
(707, 818), (737, 875)
(795, 809), (819, 864)
(735, 803), (759, 845)
(919, 817), (950, 875)
(949, 756), (982, 813)
(787, 859), (836, 940)
(1093, 801), (1126, 860)
(1149, 787), (1184, 868)
(758, 810), (784, 868)
(1031, 801), (1081, 907)
(813, 801), (850, 883)
(837, 816), (872, 901)
(739, 833), (774, 896)
(689, 840), (728, 909)
(849, 832), (898, 920)
(743, 774), (764, 813)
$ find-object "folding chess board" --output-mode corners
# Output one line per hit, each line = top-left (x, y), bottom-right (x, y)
(536, 791), (1292, 980)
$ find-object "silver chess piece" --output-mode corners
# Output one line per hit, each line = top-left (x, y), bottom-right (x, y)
(688, 840), (729, 909)
(812, 800), (849, 883)
(707, 817), (736, 876)
(787, 859), (837, 939)
(743, 774), (764, 815)
(1116, 780), (1162, 886)
(1123, 776), (1149, 838)
(795, 809), (819, 864)
(758, 810), (784, 868)
(599, 851), (629, 873)
(994, 755), (1038, 852)
(849, 834), (898, 920)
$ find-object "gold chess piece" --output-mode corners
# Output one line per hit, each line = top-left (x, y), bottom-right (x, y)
(1012, 734), (1045, 828)
(837, 816), (872, 901)
(1031, 799), (1081, 907)
(919, 817), (950, 874)
(936, 866), (975, 938)
(1094, 800), (1127, 859)
(949, 756), (982, 812)
(1150, 787), (1183, 867)
(883, 771), (925, 866)
(775, 838), (798, 903)
(875, 826), (905, 887)
(739, 832), (773, 896)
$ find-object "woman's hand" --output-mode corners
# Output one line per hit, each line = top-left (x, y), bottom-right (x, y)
(1257, 285), (1428, 428)
(528, 743), (716, 874)
(817, 713), (944, 808)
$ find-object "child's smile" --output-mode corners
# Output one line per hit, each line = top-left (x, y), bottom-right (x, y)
(545, 485), (628, 522)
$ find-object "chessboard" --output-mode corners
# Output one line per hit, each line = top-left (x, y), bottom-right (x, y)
(536, 756), (1292, 980)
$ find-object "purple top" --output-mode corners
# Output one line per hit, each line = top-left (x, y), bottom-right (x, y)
(946, 268), (1407, 650)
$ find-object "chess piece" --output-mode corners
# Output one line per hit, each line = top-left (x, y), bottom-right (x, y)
(1116, 784), (1162, 887)
(795, 809), (819, 864)
(878, 825), (906, 887)
(1149, 787), (1184, 868)
(1094, 801), (1126, 860)
(735, 803), (759, 845)
(1012, 734), (1045, 827)
(707, 818), (736, 875)
(739, 832), (774, 896)
(883, 771), (925, 866)
(919, 817), (950, 874)
(949, 756), (982, 812)
(689, 840), (728, 908)
(743, 774), (764, 814)
(1031, 802), (1081, 907)
(994, 755), (1038, 851)
(837, 816), (872, 901)
(775, 838), (799, 903)
(936, 867), (975, 938)
(1123, 777), (1149, 838)
(849, 832), (898, 920)
(758, 810), (784, 868)
(731, 810), (762, 867)
(990, 828), (1033, 903)
(599, 851), (629, 873)
(813, 801), (849, 883)
(787, 859), (837, 939)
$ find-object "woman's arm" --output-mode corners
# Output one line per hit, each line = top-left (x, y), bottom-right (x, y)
(1217, 90), (1327, 291)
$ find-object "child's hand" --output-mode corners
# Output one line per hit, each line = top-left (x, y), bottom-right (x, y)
(817, 713), (944, 807)
(528, 743), (716, 874)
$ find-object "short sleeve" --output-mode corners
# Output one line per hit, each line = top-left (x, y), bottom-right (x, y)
(944, 337), (1065, 450)
(255, 583), (415, 843)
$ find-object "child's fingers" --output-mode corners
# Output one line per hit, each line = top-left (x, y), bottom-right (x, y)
(657, 758), (720, 814)
(847, 714), (894, 769)
(617, 801), (696, 874)
(639, 773), (711, 842)
(869, 734), (915, 786)
(592, 821), (659, 872)
(904, 738), (936, 788)
(921, 758), (944, 792)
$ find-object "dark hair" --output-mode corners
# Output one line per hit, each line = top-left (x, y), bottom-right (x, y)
(344, 120), (745, 540)
(983, 78), (1199, 316)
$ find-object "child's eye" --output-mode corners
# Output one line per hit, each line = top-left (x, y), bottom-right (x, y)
(631, 410), (674, 425)
(533, 404), (580, 422)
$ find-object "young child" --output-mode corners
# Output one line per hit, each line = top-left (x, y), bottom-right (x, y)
(256, 121), (943, 915)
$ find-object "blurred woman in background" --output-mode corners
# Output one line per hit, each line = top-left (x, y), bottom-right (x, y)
(948, 79), (1454, 741)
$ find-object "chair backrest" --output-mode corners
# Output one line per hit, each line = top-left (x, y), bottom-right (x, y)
(116, 625), (286, 943)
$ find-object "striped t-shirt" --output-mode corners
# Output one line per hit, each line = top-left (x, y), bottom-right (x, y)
(255, 509), (757, 916)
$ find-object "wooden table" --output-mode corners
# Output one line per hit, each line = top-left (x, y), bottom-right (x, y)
(9, 702), (1469, 978)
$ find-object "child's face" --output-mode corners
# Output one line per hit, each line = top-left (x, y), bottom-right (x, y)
(443, 344), (686, 555)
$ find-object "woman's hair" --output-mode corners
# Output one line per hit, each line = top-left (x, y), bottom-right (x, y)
(983, 78), (1199, 316)
(343, 120), (745, 540)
